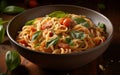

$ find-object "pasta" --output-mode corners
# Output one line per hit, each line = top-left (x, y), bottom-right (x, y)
(16, 11), (107, 54)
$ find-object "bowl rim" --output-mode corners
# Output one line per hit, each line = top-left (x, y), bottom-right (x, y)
(7, 4), (113, 56)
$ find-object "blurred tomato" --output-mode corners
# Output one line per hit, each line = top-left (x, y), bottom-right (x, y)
(29, 0), (38, 8)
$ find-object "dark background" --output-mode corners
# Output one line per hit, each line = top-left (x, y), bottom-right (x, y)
(6, 0), (120, 9)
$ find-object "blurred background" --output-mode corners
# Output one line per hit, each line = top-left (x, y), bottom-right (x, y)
(1, 0), (120, 10)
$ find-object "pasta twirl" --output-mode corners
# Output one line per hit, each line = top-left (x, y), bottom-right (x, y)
(16, 11), (107, 54)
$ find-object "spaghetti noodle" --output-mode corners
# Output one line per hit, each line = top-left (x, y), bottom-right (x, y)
(16, 11), (107, 54)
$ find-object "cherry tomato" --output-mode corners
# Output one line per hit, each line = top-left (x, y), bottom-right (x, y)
(63, 18), (72, 27)
(31, 27), (36, 32)
(41, 25), (46, 30)
(58, 43), (70, 49)
(29, 0), (38, 8)
(59, 18), (64, 25)
(19, 39), (28, 46)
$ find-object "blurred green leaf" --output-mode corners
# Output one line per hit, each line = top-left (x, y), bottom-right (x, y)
(0, 25), (5, 43)
(3, 6), (25, 14)
(97, 3), (106, 10)
(5, 51), (21, 71)
(0, 0), (7, 13)
(0, 18), (8, 25)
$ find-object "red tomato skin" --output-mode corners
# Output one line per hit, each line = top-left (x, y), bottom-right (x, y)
(63, 18), (72, 27)
(31, 27), (36, 32)
(59, 18), (64, 25)
(29, 0), (38, 8)
(58, 43), (70, 49)
(19, 39), (28, 46)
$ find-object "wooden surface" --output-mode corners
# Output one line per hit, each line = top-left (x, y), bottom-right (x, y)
(0, 0), (120, 75)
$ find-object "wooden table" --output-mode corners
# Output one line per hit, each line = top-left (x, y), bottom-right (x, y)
(0, 1), (120, 75)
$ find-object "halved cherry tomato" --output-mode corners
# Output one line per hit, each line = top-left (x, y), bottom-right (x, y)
(59, 18), (64, 25)
(19, 39), (28, 46)
(63, 18), (72, 27)
(31, 27), (36, 32)
(41, 25), (46, 30)
(58, 43), (70, 49)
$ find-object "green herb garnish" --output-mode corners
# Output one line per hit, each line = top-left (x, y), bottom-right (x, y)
(65, 38), (74, 46)
(25, 19), (35, 25)
(72, 17), (86, 24)
(98, 22), (106, 32)
(72, 17), (90, 28)
(70, 30), (86, 40)
(31, 31), (41, 41)
(48, 11), (67, 18)
(46, 37), (59, 48)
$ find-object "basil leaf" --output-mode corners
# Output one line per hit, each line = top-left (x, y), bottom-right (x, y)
(0, 25), (5, 43)
(5, 51), (21, 71)
(48, 11), (67, 18)
(72, 17), (90, 28)
(73, 17), (86, 24)
(81, 22), (90, 28)
(0, 18), (2, 25)
(34, 43), (41, 48)
(0, 0), (7, 13)
(97, 3), (106, 10)
(0, 18), (8, 25)
(98, 22), (106, 32)
(70, 30), (86, 40)
(46, 37), (59, 48)
(65, 38), (74, 46)
(3, 6), (25, 14)
(25, 19), (35, 25)
(31, 31), (41, 41)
